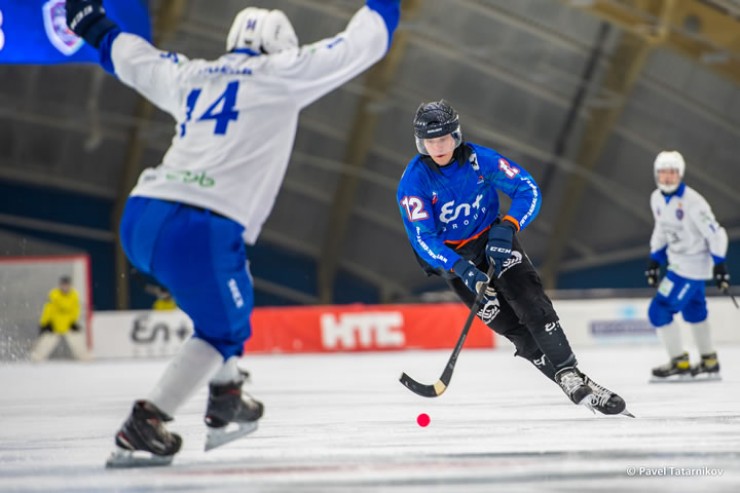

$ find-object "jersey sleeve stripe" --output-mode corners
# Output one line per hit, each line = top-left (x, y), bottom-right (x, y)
(502, 215), (521, 231)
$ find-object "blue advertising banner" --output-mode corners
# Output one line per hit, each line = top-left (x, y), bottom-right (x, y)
(0, 0), (151, 64)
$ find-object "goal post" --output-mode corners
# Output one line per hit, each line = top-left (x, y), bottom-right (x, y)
(0, 254), (92, 361)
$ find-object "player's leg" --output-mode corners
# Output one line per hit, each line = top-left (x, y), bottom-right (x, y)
(490, 239), (628, 414)
(490, 242), (575, 372)
(682, 284), (720, 378)
(648, 272), (693, 380)
(150, 207), (262, 451)
(107, 197), (197, 466)
(64, 324), (91, 361)
(112, 198), (257, 464)
(29, 331), (60, 362)
(489, 244), (580, 381)
(447, 274), (594, 410)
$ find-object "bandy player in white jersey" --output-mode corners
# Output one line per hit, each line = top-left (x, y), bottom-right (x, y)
(645, 150), (730, 382)
(65, 0), (401, 467)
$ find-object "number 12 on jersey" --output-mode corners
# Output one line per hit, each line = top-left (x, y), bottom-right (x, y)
(180, 81), (240, 137)
(401, 196), (429, 221)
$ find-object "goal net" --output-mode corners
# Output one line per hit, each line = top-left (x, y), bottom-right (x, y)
(0, 255), (91, 361)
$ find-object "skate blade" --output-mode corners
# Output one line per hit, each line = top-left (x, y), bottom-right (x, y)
(578, 394), (596, 414)
(620, 409), (636, 418)
(691, 372), (722, 381)
(204, 421), (258, 452)
(105, 446), (174, 468)
(649, 373), (720, 384)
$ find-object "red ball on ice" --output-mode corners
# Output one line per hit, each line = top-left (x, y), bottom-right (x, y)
(416, 413), (430, 427)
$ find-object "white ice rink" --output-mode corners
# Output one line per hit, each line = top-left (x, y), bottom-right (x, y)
(2, 345), (739, 492)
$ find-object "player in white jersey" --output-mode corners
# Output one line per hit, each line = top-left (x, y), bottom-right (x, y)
(65, 0), (401, 467)
(645, 151), (730, 381)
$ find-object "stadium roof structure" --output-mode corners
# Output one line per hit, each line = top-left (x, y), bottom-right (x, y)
(1, 0), (739, 308)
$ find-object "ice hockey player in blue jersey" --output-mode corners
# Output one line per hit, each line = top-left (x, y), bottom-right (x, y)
(397, 100), (631, 417)
(646, 150), (729, 382)
(65, 0), (401, 467)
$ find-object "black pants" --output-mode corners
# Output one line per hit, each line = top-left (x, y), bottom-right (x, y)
(446, 234), (575, 380)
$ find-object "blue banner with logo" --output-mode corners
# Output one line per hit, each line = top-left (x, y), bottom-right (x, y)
(0, 0), (151, 64)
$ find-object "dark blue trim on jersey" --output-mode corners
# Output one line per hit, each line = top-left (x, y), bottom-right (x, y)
(712, 254), (726, 264)
(366, 0), (401, 50)
(661, 182), (686, 203)
(650, 246), (668, 265)
(98, 28), (123, 75)
(231, 48), (261, 56)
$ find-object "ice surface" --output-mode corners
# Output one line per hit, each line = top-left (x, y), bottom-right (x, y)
(1, 345), (739, 492)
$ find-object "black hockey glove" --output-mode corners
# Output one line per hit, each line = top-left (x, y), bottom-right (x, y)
(452, 258), (489, 294)
(486, 221), (515, 278)
(714, 262), (730, 291)
(645, 259), (660, 287)
(66, 0), (118, 48)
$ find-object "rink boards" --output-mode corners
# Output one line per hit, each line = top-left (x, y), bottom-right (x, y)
(90, 296), (740, 359)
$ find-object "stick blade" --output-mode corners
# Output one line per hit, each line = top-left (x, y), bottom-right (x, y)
(399, 372), (447, 398)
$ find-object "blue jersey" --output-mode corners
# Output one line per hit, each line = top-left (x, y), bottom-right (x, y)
(397, 142), (540, 272)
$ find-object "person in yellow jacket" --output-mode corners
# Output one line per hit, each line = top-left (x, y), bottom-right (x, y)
(30, 276), (89, 361)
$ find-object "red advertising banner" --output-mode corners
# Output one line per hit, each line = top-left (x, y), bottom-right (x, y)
(245, 303), (495, 354)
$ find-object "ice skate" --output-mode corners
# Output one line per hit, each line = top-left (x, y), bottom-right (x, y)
(105, 400), (182, 468)
(581, 373), (634, 418)
(554, 367), (593, 411)
(650, 353), (692, 383)
(204, 379), (264, 451)
(690, 352), (721, 381)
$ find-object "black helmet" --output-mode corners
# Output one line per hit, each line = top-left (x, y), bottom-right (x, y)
(412, 100), (463, 154)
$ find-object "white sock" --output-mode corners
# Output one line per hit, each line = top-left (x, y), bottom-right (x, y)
(657, 321), (684, 359)
(689, 320), (714, 356)
(146, 338), (223, 417)
(210, 356), (242, 384)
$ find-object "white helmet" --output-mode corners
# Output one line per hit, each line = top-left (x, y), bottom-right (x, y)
(653, 150), (685, 194)
(226, 7), (298, 55)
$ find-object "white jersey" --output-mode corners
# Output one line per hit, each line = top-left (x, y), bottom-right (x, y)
(650, 184), (728, 280)
(109, 6), (390, 244)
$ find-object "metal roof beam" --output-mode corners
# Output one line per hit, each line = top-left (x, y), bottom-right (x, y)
(317, 0), (422, 304)
(565, 0), (740, 85)
(112, 0), (186, 309)
(540, 28), (654, 289)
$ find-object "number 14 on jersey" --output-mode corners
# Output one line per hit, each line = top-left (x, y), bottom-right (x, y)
(180, 81), (240, 137)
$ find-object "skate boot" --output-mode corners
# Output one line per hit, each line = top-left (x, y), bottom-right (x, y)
(204, 379), (264, 451)
(691, 352), (721, 380)
(650, 352), (691, 382)
(554, 367), (593, 409)
(581, 373), (634, 417)
(105, 400), (182, 468)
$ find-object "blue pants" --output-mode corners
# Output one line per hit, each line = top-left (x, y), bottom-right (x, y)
(648, 270), (708, 328)
(120, 196), (253, 358)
